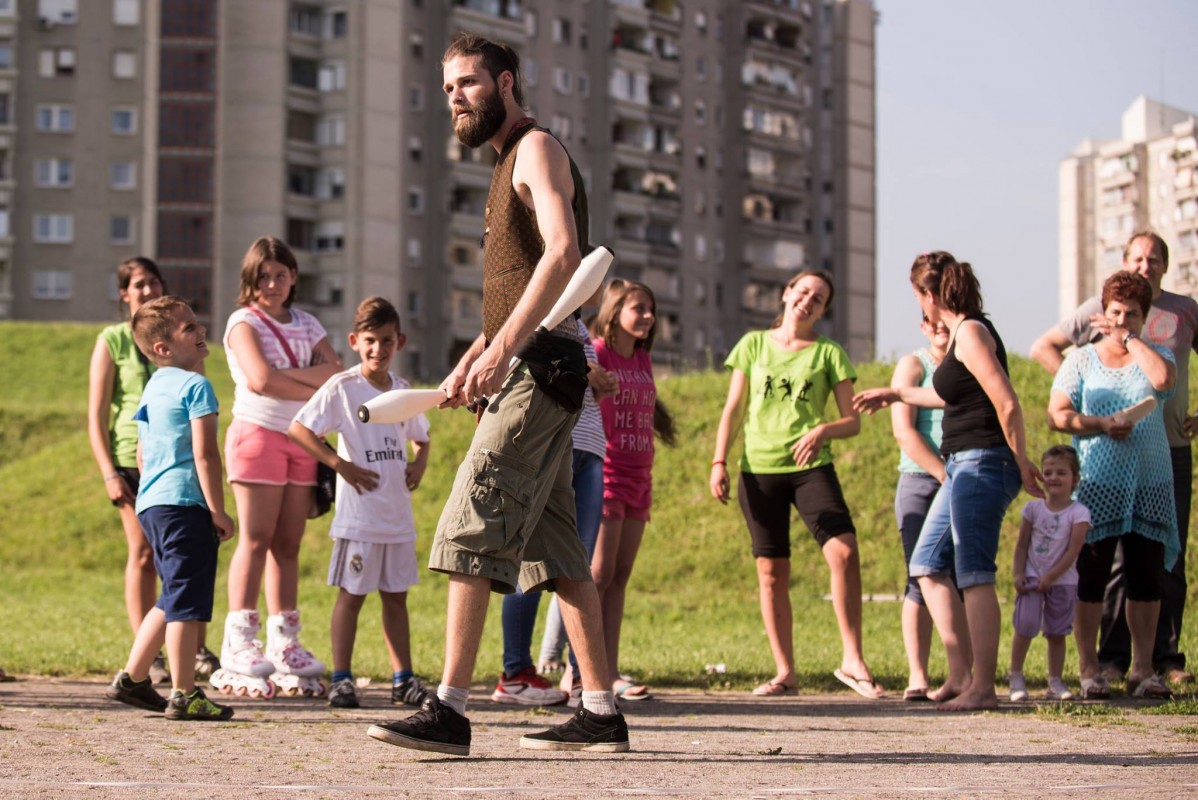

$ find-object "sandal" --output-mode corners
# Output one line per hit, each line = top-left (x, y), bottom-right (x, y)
(1129, 674), (1173, 700)
(903, 686), (930, 702)
(613, 678), (653, 701)
(537, 660), (564, 675)
(753, 679), (797, 697)
(0, 668), (14, 683)
(1079, 675), (1111, 700)
(834, 669), (885, 699)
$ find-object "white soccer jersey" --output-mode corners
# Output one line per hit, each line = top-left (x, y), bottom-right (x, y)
(293, 367), (430, 543)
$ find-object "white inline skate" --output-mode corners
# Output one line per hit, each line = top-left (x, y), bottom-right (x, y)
(209, 609), (277, 698)
(266, 610), (327, 697)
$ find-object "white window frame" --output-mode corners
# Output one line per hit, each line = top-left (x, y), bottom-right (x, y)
(323, 8), (347, 39)
(34, 157), (73, 187)
(39, 47), (75, 77)
(110, 215), (135, 244)
(36, 104), (74, 132)
(112, 50), (137, 79)
(318, 60), (346, 92)
(0, 0), (15, 18)
(407, 237), (422, 264)
(111, 107), (137, 135)
(314, 220), (345, 253)
(553, 67), (571, 94)
(407, 186), (425, 215)
(316, 114), (345, 146)
(109, 161), (136, 189)
(112, 0), (139, 26)
(37, 0), (77, 25)
(316, 166), (345, 200)
(33, 213), (74, 243)
(32, 269), (73, 299)
(409, 84), (424, 111)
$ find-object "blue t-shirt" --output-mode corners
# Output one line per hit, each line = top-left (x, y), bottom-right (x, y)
(134, 367), (220, 514)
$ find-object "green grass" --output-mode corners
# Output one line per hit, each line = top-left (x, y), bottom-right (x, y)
(2, 321), (1197, 691)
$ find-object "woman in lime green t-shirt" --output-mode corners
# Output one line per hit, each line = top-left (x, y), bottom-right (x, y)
(87, 258), (216, 681)
(709, 269), (882, 699)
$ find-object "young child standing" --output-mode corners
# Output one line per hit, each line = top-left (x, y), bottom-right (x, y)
(106, 296), (236, 720)
(1009, 445), (1090, 702)
(289, 297), (431, 710)
(592, 280), (675, 701)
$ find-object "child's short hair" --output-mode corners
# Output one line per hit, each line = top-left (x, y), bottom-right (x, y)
(131, 295), (191, 363)
(1042, 444), (1080, 477)
(354, 296), (401, 334)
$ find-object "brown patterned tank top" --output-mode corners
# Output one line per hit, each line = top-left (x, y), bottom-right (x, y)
(481, 122), (589, 343)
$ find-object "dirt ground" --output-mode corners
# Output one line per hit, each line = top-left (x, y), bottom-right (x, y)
(1, 677), (1196, 799)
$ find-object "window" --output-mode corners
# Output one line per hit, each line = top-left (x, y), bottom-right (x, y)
(695, 10), (708, 34)
(316, 166), (345, 200)
(36, 104), (74, 132)
(290, 57), (318, 89)
(287, 218), (314, 250)
(525, 10), (537, 36)
(696, 56), (707, 81)
(289, 4), (321, 36)
(314, 220), (344, 252)
(37, 0), (77, 24)
(113, 0), (139, 25)
(324, 9), (347, 38)
(0, 0), (13, 16)
(316, 114), (345, 146)
(551, 114), (571, 141)
(33, 213), (73, 243)
(0, 206), (8, 237)
(408, 135), (423, 162)
(110, 161), (136, 189)
(407, 237), (421, 264)
(524, 59), (538, 86)
(34, 158), (73, 187)
(111, 107), (137, 134)
(287, 164), (316, 196)
(695, 100), (707, 125)
(0, 41), (12, 70)
(409, 31), (424, 58)
(409, 85), (424, 111)
(287, 110), (317, 142)
(552, 18), (571, 44)
(32, 269), (72, 299)
(695, 234), (707, 260)
(0, 93), (9, 124)
(112, 51), (137, 79)
(110, 215), (135, 244)
(553, 67), (571, 94)
(39, 47), (76, 77)
(408, 291), (420, 315)
(407, 187), (424, 214)
(318, 60), (346, 92)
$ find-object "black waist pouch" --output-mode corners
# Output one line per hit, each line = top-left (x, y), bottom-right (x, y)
(517, 328), (588, 413)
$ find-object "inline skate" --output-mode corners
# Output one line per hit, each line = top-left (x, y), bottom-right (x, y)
(266, 610), (327, 697)
(209, 609), (277, 698)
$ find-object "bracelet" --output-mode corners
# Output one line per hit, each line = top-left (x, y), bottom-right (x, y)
(711, 460), (726, 467)
(103, 471), (120, 481)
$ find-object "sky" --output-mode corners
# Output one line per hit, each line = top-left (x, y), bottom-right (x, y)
(873, 0), (1198, 360)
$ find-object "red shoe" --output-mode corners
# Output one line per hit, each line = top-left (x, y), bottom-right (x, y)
(491, 666), (568, 706)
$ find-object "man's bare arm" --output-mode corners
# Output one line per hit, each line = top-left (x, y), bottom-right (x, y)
(1029, 326), (1071, 376)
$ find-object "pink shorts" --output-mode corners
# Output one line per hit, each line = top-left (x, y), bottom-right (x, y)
(602, 497), (650, 522)
(225, 418), (317, 486)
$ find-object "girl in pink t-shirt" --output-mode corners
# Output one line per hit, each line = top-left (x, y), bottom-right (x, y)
(592, 279), (676, 701)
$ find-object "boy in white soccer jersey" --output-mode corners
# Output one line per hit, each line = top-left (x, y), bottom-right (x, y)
(289, 297), (431, 709)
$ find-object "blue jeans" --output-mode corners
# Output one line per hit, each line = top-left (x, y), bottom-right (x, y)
(909, 447), (1021, 589)
(501, 449), (604, 677)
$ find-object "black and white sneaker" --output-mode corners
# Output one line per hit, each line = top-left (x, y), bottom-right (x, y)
(367, 695), (471, 756)
(519, 706), (630, 752)
(391, 675), (429, 707)
(106, 671), (168, 712)
(328, 677), (360, 709)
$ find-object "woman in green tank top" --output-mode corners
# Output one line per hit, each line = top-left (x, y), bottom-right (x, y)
(87, 258), (215, 680)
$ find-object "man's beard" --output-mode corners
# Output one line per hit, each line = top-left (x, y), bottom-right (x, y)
(453, 87), (507, 148)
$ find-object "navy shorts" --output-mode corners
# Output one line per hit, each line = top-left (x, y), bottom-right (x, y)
(137, 505), (220, 623)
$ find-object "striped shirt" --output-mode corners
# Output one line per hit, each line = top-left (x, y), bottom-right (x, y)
(571, 317), (606, 458)
(224, 305), (328, 433)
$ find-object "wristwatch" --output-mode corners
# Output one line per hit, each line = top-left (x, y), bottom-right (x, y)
(1122, 331), (1138, 346)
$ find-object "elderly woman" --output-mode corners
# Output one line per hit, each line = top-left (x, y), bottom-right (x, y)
(1048, 271), (1180, 700)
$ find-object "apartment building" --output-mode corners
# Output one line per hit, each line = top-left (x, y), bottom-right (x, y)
(1060, 96), (1198, 314)
(2, 0), (876, 378)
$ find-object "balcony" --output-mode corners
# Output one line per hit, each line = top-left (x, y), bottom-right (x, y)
(451, 0), (527, 42)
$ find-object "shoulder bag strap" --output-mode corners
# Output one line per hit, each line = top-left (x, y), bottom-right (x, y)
(247, 306), (300, 369)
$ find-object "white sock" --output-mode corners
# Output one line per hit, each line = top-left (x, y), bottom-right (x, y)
(582, 690), (615, 716)
(436, 684), (469, 716)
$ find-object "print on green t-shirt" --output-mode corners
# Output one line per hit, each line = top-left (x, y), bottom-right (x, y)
(725, 331), (857, 474)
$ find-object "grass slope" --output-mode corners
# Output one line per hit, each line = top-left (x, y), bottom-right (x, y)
(1, 321), (1194, 692)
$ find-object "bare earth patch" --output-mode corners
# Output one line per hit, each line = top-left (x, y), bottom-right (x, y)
(0, 677), (1196, 798)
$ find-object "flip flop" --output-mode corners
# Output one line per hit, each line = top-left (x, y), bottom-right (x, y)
(903, 686), (930, 702)
(1079, 675), (1111, 700)
(613, 678), (653, 701)
(834, 669), (884, 699)
(752, 679), (798, 697)
(1129, 674), (1173, 699)
(0, 668), (14, 683)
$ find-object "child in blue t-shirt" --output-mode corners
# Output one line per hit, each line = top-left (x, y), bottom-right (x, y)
(105, 296), (237, 721)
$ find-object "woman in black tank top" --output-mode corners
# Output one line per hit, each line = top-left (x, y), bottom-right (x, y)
(854, 252), (1043, 712)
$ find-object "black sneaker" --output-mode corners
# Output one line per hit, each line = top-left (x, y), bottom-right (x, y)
(367, 695), (471, 756)
(106, 671), (168, 712)
(149, 653), (171, 685)
(164, 687), (235, 721)
(519, 706), (630, 752)
(328, 677), (360, 709)
(391, 675), (429, 707)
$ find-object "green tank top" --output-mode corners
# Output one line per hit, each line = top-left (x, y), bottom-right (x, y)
(99, 323), (154, 467)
